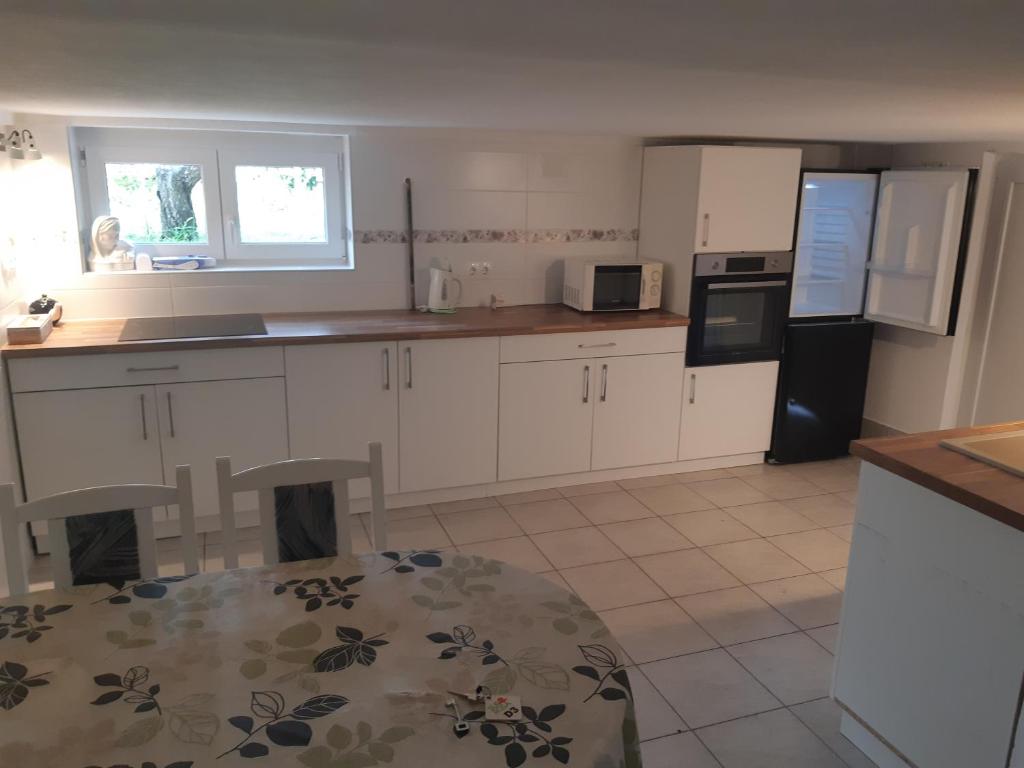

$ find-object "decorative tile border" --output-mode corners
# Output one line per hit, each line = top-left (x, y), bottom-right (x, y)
(353, 228), (639, 245)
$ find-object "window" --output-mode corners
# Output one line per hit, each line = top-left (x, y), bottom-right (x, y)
(104, 162), (209, 245)
(76, 128), (348, 271)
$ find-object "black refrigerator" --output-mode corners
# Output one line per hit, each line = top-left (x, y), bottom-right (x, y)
(769, 318), (874, 463)
(769, 171), (879, 463)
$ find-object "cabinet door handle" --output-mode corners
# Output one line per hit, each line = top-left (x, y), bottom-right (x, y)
(404, 347), (413, 389)
(689, 373), (697, 404)
(382, 348), (391, 391)
(600, 364), (608, 402)
(166, 391), (176, 438)
(577, 342), (617, 349)
(583, 365), (590, 403)
(126, 365), (180, 373)
(139, 393), (148, 440)
(702, 213), (710, 247)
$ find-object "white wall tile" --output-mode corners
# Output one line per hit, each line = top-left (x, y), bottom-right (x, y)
(413, 190), (527, 230)
(57, 287), (175, 320)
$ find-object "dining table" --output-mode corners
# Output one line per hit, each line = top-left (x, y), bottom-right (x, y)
(0, 549), (641, 768)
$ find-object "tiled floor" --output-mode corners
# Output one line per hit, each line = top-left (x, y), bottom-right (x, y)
(27, 456), (872, 767)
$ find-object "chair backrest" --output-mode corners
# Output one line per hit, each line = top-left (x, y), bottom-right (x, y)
(0, 466), (199, 596)
(215, 441), (387, 569)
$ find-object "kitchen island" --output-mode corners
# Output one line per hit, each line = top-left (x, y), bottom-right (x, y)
(835, 422), (1024, 768)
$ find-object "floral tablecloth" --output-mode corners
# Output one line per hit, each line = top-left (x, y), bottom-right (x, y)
(0, 550), (641, 768)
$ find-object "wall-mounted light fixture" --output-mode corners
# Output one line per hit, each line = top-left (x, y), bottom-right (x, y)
(0, 129), (41, 160)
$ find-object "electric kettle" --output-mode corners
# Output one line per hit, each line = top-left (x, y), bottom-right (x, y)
(426, 267), (462, 313)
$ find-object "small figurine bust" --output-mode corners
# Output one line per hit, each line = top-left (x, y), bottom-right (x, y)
(88, 216), (136, 272)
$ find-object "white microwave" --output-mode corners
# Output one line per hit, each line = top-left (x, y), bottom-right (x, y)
(562, 259), (663, 311)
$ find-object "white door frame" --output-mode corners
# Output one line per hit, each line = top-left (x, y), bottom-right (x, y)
(966, 152), (1024, 424)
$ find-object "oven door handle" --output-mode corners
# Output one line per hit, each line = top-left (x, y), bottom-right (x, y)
(707, 280), (789, 290)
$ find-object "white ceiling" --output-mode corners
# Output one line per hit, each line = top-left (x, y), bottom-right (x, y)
(1, 0), (1022, 141)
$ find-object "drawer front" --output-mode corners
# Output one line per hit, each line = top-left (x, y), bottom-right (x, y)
(500, 327), (686, 363)
(9, 346), (285, 392)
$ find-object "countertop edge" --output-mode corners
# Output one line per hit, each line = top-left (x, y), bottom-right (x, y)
(0, 307), (690, 359)
(851, 421), (1024, 534)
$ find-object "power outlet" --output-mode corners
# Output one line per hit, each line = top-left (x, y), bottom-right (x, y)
(468, 261), (491, 278)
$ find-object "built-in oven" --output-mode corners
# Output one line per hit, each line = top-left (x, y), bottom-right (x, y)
(687, 252), (793, 366)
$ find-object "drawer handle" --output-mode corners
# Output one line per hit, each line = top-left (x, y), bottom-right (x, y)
(126, 365), (180, 373)
(600, 364), (608, 402)
(382, 348), (391, 391)
(583, 365), (590, 403)
(577, 342), (617, 349)
(689, 372), (697, 404)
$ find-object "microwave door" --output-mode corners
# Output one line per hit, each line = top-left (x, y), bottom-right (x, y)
(593, 265), (643, 310)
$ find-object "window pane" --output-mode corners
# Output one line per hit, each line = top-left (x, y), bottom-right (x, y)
(105, 163), (208, 244)
(235, 165), (327, 243)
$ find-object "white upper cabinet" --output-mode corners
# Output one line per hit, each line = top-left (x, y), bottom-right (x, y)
(678, 361), (778, 461)
(695, 146), (803, 253)
(286, 342), (400, 495)
(864, 169), (970, 334)
(592, 353), (684, 470)
(398, 337), (499, 493)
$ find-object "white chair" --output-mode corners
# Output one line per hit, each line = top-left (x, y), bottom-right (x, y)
(216, 441), (388, 569)
(0, 466), (199, 596)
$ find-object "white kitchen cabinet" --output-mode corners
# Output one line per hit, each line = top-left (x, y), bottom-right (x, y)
(639, 145), (802, 314)
(286, 342), (399, 495)
(499, 359), (595, 481)
(592, 353), (684, 470)
(156, 378), (289, 518)
(398, 337), (499, 492)
(678, 361), (778, 461)
(15, 385), (166, 531)
(695, 146), (802, 253)
(864, 169), (970, 335)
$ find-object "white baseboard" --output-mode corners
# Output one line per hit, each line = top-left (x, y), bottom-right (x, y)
(839, 713), (913, 768)
(32, 452), (764, 552)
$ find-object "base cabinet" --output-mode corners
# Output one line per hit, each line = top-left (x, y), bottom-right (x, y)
(286, 342), (399, 495)
(499, 359), (594, 481)
(592, 353), (684, 470)
(398, 337), (499, 492)
(157, 378), (289, 518)
(15, 385), (165, 503)
(678, 361), (779, 460)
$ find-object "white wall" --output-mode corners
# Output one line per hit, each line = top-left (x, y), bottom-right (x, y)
(10, 115), (642, 319)
(0, 109), (27, 596)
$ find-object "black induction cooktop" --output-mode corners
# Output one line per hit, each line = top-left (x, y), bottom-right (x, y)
(119, 314), (268, 342)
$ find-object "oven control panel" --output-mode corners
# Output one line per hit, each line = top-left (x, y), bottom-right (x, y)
(694, 251), (793, 277)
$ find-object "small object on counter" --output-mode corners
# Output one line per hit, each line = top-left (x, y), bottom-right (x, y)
(135, 253), (153, 271)
(6, 313), (53, 344)
(152, 255), (217, 270)
(490, 292), (506, 309)
(427, 267), (461, 312)
(27, 294), (62, 325)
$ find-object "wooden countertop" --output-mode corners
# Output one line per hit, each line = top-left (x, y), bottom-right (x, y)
(0, 305), (689, 359)
(852, 421), (1024, 533)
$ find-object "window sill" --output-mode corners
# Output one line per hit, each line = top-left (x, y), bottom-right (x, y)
(84, 262), (354, 276)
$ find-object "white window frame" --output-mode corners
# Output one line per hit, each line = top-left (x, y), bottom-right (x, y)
(219, 149), (345, 262)
(84, 145), (225, 260)
(76, 127), (350, 271)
